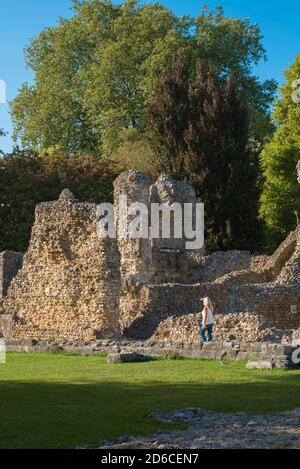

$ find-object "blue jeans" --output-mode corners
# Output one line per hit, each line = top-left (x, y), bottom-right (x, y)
(200, 324), (214, 343)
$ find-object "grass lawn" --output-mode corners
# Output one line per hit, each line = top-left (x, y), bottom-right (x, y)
(0, 353), (299, 449)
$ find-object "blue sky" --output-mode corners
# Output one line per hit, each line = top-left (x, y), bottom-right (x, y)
(0, 0), (299, 152)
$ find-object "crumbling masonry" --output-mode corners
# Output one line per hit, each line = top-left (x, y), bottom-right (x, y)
(0, 165), (299, 342)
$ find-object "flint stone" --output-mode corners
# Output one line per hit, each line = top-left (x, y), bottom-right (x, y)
(246, 360), (274, 370)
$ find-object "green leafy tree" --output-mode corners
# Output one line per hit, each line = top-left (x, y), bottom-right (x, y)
(147, 59), (261, 252)
(109, 129), (157, 179)
(260, 54), (300, 247)
(11, 0), (275, 156)
(0, 148), (118, 252)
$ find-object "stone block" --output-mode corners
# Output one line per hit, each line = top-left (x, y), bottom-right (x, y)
(246, 360), (274, 370)
(199, 350), (217, 360)
(107, 353), (153, 364)
(0, 315), (14, 338)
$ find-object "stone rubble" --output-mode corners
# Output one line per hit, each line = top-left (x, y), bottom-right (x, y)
(95, 408), (300, 449)
(106, 352), (153, 363)
(246, 360), (276, 370)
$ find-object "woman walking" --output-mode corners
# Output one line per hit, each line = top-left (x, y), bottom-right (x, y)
(200, 297), (214, 344)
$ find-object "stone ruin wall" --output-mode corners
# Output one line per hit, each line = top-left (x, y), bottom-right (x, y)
(0, 165), (300, 343)
(118, 163), (300, 339)
(120, 282), (300, 339)
(2, 190), (121, 340)
(114, 171), (205, 288)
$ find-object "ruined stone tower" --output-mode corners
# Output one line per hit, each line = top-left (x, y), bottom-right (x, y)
(114, 170), (153, 289)
(3, 190), (121, 340)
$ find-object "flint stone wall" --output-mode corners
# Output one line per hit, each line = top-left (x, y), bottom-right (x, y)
(114, 170), (206, 288)
(1, 166), (300, 343)
(149, 175), (197, 252)
(121, 281), (300, 339)
(3, 190), (121, 340)
(114, 170), (153, 288)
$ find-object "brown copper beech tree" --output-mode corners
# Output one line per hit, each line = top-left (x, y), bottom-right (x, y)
(147, 59), (261, 252)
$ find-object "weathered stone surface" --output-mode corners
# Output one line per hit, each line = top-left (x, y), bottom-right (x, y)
(107, 352), (153, 363)
(291, 328), (300, 345)
(200, 251), (252, 283)
(114, 170), (153, 288)
(95, 408), (300, 449)
(3, 191), (121, 340)
(228, 284), (300, 329)
(58, 188), (78, 204)
(0, 314), (14, 338)
(150, 312), (290, 344)
(149, 174), (198, 252)
(246, 359), (290, 370)
(246, 360), (275, 370)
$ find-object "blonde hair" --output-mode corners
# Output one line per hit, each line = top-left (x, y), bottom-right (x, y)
(203, 297), (213, 311)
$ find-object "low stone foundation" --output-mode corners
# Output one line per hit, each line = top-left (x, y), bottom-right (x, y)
(4, 339), (299, 368)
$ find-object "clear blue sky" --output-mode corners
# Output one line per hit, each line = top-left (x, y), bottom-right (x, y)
(0, 0), (299, 153)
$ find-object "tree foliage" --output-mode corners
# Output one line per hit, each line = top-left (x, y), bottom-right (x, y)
(109, 129), (157, 179)
(0, 148), (117, 252)
(11, 0), (276, 156)
(260, 54), (300, 247)
(147, 59), (261, 252)
(0, 128), (6, 155)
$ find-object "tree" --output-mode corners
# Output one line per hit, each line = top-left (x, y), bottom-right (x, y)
(0, 148), (118, 252)
(11, 1), (275, 156)
(109, 129), (157, 179)
(0, 128), (6, 155)
(260, 54), (300, 248)
(147, 59), (261, 252)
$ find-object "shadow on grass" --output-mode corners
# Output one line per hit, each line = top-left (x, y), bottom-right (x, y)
(0, 375), (299, 449)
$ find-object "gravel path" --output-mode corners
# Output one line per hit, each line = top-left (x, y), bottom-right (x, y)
(96, 408), (300, 449)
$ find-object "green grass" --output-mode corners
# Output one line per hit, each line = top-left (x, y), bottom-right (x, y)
(0, 353), (299, 449)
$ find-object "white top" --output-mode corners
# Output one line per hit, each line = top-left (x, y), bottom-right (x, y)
(202, 307), (214, 326)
